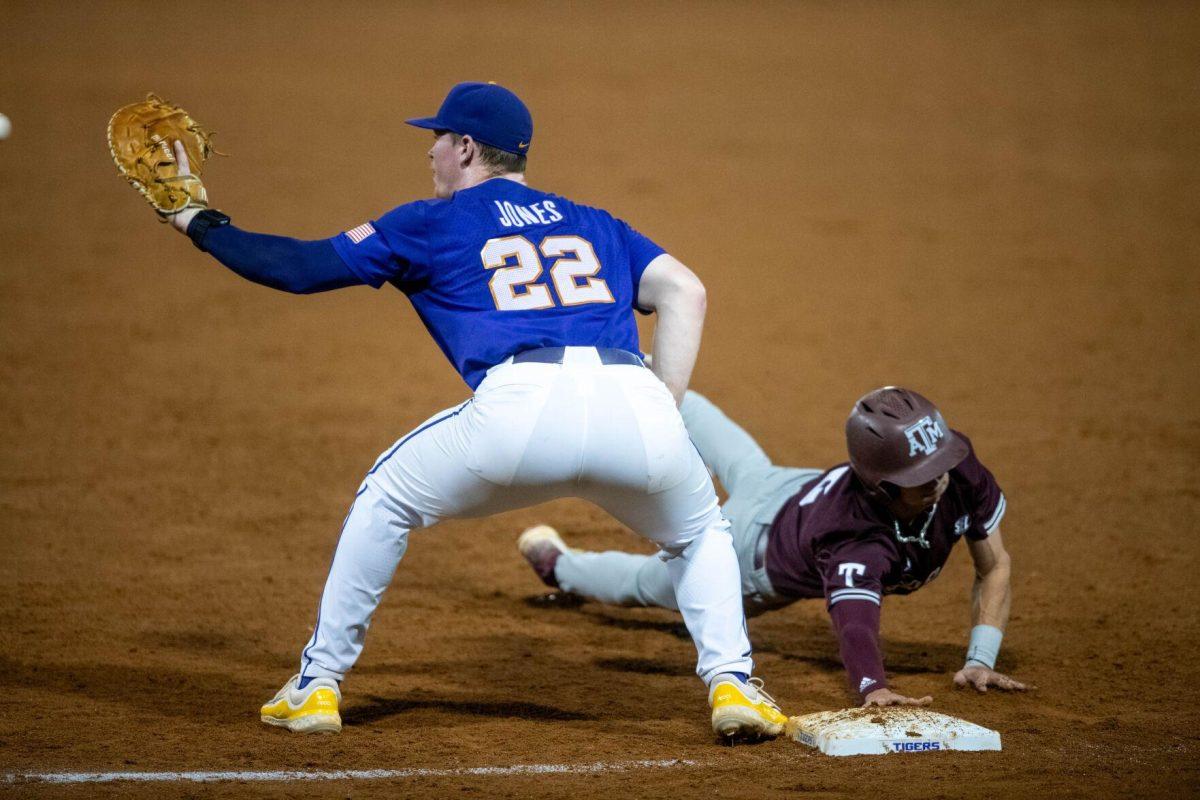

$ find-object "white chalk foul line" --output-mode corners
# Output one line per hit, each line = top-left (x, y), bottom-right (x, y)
(4, 758), (697, 785)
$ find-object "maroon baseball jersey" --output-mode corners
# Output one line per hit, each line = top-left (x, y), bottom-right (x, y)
(764, 432), (1005, 697)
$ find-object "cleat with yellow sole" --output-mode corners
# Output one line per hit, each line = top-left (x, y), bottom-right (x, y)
(709, 674), (788, 741)
(260, 673), (342, 734)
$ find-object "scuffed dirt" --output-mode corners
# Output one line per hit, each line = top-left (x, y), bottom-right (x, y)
(1, 2), (1197, 798)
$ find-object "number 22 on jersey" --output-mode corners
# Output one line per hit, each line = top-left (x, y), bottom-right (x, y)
(481, 235), (615, 311)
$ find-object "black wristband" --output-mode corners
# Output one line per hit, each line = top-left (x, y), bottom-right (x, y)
(186, 209), (232, 251)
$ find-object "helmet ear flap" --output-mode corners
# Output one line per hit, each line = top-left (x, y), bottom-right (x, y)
(849, 466), (894, 502)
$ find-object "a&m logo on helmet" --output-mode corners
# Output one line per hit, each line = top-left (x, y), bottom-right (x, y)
(904, 415), (945, 457)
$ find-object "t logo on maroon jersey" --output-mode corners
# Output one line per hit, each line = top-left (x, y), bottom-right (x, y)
(838, 562), (866, 587)
(904, 415), (945, 457)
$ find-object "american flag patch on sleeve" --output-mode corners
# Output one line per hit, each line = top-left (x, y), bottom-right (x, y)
(346, 222), (376, 244)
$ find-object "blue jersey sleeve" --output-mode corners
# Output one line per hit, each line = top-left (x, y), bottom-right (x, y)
(198, 224), (364, 294)
(619, 219), (666, 312)
(330, 201), (430, 289)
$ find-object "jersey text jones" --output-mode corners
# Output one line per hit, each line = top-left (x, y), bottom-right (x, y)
(495, 200), (563, 228)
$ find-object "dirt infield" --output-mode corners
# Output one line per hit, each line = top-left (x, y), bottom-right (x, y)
(1, 1), (1197, 797)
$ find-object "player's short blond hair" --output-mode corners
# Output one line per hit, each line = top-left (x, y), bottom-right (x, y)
(450, 132), (527, 176)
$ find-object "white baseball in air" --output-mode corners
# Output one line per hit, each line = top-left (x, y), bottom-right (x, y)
(0, 113), (10, 140)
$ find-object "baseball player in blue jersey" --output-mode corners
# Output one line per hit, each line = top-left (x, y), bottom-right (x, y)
(157, 82), (787, 741)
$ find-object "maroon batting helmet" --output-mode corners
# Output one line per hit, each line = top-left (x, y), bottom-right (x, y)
(846, 387), (968, 493)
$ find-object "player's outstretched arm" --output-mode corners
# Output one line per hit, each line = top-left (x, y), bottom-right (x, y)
(829, 596), (934, 708)
(955, 528), (1030, 693)
(166, 141), (364, 294)
(821, 544), (935, 707)
(636, 254), (706, 405)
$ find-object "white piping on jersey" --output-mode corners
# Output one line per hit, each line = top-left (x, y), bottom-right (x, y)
(829, 588), (881, 606)
(983, 493), (1006, 533)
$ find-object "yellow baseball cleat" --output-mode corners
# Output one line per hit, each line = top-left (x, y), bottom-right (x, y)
(709, 674), (788, 741)
(260, 673), (342, 734)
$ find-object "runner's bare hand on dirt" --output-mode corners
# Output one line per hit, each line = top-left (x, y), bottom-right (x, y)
(863, 688), (933, 707)
(168, 140), (203, 234)
(954, 665), (1029, 693)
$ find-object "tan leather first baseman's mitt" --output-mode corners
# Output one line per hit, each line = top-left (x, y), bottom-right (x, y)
(108, 94), (222, 220)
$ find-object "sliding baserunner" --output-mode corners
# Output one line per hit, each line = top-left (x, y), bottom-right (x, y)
(519, 387), (1028, 706)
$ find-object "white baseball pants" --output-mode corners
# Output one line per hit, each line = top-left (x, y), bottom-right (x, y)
(298, 348), (753, 685)
(554, 390), (821, 613)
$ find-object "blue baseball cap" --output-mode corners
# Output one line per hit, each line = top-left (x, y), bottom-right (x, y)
(406, 82), (533, 156)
